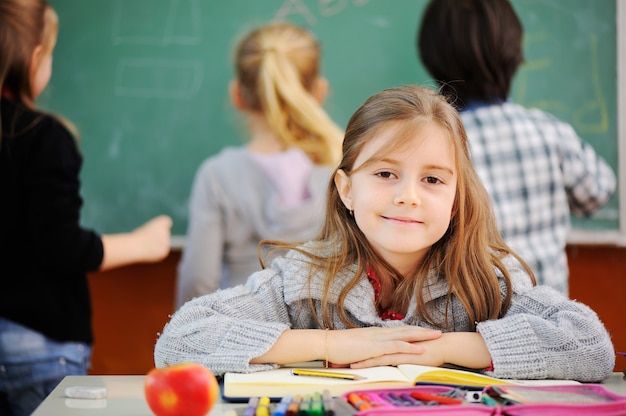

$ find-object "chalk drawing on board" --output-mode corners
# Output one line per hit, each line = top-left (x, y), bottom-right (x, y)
(274, 0), (367, 26)
(115, 58), (203, 99)
(112, 0), (201, 46)
(516, 33), (609, 136)
(572, 35), (609, 135)
(275, 0), (318, 25)
(513, 33), (550, 106)
(107, 130), (122, 159)
(318, 0), (366, 17)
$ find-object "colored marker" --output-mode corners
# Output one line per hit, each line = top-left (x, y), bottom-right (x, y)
(272, 395), (293, 416)
(243, 397), (260, 416)
(309, 392), (324, 416)
(346, 392), (372, 411)
(385, 392), (411, 406)
(256, 396), (271, 416)
(287, 394), (302, 416)
(399, 392), (422, 406)
(410, 391), (464, 405)
(322, 389), (335, 416)
(481, 393), (500, 407)
(361, 392), (395, 409)
(298, 394), (311, 416)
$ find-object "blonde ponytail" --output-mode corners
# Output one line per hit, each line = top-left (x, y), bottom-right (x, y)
(235, 22), (343, 166)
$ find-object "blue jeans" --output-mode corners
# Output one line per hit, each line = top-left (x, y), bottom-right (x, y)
(0, 318), (91, 416)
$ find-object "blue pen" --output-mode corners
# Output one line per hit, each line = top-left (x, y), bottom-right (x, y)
(272, 395), (293, 416)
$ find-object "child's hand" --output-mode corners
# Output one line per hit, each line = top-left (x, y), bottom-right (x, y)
(349, 332), (491, 370)
(132, 215), (173, 262)
(100, 215), (172, 270)
(326, 326), (442, 367)
(348, 336), (446, 369)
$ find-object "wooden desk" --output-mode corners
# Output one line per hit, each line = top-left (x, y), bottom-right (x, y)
(33, 373), (626, 415)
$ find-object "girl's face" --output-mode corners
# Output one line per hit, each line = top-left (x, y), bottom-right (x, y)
(335, 121), (457, 275)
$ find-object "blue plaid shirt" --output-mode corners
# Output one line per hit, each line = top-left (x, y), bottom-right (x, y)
(461, 102), (616, 294)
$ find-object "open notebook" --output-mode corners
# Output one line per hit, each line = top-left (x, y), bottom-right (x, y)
(222, 363), (578, 401)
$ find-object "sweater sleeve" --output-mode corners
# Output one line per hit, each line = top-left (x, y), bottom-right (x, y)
(477, 284), (615, 382)
(175, 159), (226, 308)
(25, 118), (103, 272)
(155, 266), (293, 375)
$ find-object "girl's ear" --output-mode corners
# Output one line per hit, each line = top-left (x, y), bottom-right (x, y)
(334, 169), (353, 210)
(311, 77), (328, 104)
(229, 80), (247, 110)
(30, 45), (44, 79)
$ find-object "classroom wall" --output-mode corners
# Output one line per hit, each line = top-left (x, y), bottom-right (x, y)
(88, 245), (626, 376)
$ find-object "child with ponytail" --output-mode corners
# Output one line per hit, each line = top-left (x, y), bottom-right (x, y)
(175, 21), (343, 307)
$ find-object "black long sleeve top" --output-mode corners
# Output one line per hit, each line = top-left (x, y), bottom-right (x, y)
(0, 98), (104, 344)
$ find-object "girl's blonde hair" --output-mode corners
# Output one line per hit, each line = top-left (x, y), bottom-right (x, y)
(234, 21), (343, 166)
(262, 85), (535, 330)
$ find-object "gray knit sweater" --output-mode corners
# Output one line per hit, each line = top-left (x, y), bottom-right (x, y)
(155, 245), (614, 382)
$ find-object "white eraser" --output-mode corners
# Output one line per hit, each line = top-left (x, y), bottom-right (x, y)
(65, 386), (107, 400)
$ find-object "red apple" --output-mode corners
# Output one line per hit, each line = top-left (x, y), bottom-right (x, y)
(144, 363), (220, 416)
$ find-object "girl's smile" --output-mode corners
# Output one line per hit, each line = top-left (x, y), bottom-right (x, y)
(382, 215), (423, 224)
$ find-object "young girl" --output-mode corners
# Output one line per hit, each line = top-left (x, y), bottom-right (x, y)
(155, 85), (614, 383)
(175, 22), (343, 308)
(0, 1), (172, 415)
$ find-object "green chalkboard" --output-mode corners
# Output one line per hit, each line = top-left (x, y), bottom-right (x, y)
(40, 0), (618, 236)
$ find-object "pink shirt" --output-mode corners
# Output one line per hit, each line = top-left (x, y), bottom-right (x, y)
(250, 148), (314, 209)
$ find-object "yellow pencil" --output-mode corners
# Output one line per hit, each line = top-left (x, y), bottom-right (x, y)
(290, 368), (366, 380)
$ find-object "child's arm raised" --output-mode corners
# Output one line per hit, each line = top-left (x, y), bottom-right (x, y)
(100, 215), (172, 271)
